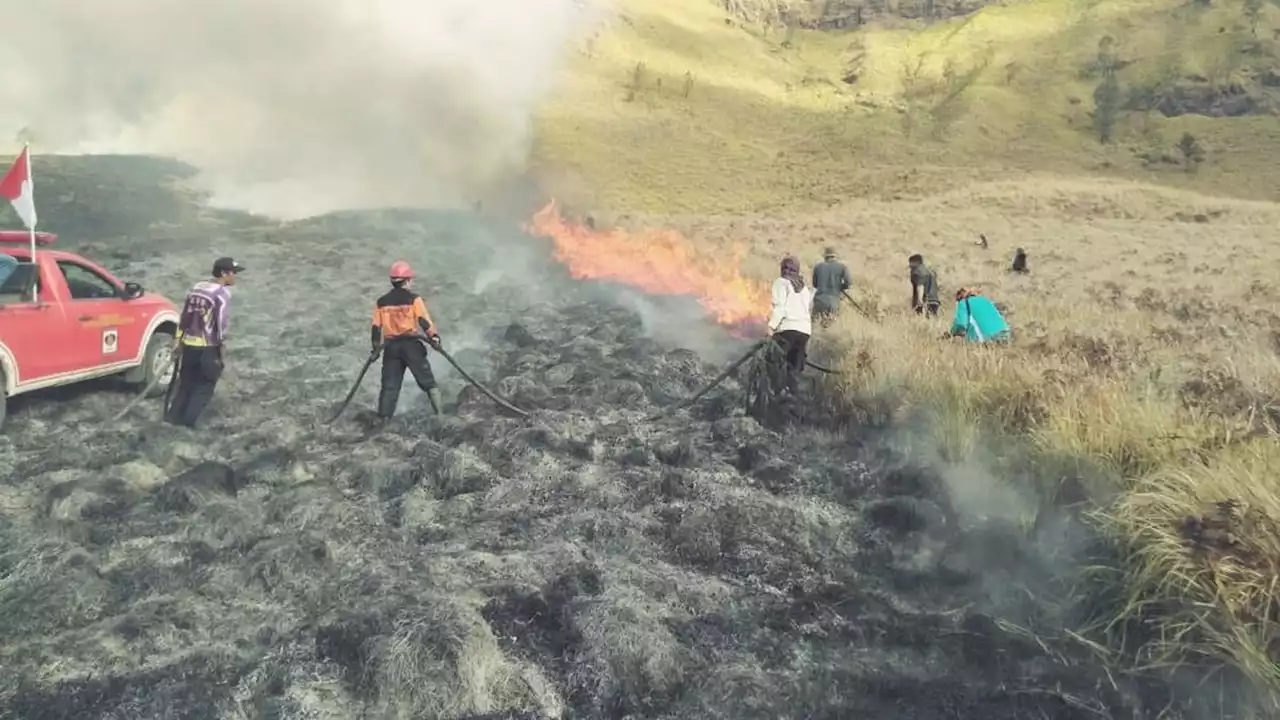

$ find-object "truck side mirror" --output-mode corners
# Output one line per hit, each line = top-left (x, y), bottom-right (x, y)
(122, 282), (144, 300)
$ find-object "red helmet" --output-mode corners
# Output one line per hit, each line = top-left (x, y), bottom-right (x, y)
(389, 261), (415, 280)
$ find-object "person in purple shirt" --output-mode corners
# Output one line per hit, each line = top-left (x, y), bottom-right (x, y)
(165, 256), (244, 428)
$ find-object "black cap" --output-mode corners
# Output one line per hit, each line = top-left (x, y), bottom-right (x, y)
(212, 257), (245, 276)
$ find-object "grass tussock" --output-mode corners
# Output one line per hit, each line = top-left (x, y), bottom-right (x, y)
(1100, 445), (1280, 690)
(369, 600), (560, 719)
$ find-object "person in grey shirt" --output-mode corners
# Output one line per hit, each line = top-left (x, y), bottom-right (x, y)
(811, 246), (852, 328)
(909, 253), (940, 317)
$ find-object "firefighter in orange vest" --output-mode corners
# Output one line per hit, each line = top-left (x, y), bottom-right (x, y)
(372, 260), (443, 417)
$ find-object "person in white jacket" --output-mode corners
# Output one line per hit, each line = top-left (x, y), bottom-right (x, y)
(767, 255), (815, 395)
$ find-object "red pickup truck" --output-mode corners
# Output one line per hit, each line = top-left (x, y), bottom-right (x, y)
(0, 230), (180, 427)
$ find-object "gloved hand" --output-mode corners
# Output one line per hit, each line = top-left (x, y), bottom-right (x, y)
(369, 344), (382, 358)
(428, 334), (442, 349)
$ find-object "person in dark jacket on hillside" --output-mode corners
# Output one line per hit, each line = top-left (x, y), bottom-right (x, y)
(1011, 247), (1029, 274)
(811, 246), (852, 328)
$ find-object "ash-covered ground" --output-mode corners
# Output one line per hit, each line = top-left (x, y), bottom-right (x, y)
(0, 158), (1185, 719)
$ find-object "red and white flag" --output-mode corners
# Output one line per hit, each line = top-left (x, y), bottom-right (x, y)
(0, 146), (37, 229)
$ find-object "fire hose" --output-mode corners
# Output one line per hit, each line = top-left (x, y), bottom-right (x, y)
(116, 336), (824, 427)
(427, 340), (530, 418)
(842, 289), (871, 318)
(644, 337), (841, 421)
(644, 338), (770, 421)
(326, 337), (530, 424)
(805, 360), (839, 374)
(325, 349), (380, 424)
(110, 351), (180, 422)
(162, 350), (183, 417)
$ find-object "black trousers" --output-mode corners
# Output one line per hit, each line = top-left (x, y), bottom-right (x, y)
(165, 345), (222, 428)
(378, 337), (437, 418)
(771, 330), (810, 393)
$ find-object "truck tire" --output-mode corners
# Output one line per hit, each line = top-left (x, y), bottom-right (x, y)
(129, 331), (176, 397)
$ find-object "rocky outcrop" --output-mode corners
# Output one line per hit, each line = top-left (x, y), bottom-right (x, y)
(808, 0), (1005, 28)
(1257, 68), (1280, 87)
(1155, 81), (1266, 118)
(1125, 74), (1279, 119)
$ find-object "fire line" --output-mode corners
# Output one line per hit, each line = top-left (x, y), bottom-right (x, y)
(525, 200), (770, 333)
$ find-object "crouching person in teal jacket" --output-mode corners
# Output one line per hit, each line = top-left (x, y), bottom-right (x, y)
(948, 287), (1011, 343)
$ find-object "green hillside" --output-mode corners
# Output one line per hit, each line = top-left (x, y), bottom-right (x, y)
(532, 0), (1280, 213)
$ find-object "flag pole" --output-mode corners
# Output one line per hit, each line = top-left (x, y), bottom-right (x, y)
(25, 143), (36, 300)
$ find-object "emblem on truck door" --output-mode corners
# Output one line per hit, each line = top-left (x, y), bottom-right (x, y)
(102, 328), (118, 355)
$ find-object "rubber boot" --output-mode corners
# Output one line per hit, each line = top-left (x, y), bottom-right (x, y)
(426, 388), (443, 415)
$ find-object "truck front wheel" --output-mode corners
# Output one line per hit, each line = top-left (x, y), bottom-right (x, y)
(129, 331), (176, 397)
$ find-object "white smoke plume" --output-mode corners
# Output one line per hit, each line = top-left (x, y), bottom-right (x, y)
(0, 0), (598, 218)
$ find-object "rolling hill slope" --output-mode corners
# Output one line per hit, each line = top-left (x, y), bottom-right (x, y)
(532, 0), (1280, 213)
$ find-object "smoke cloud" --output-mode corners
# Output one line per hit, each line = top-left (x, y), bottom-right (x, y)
(0, 0), (597, 218)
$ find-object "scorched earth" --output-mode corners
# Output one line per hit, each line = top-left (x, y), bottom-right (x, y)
(0, 157), (1180, 719)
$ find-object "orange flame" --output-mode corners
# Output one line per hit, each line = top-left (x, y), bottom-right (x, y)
(525, 200), (770, 332)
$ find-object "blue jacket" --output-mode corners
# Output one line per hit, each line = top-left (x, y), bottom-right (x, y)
(950, 295), (1010, 343)
(0, 253), (16, 287)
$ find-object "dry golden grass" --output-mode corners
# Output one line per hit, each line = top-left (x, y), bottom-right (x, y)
(607, 177), (1280, 702)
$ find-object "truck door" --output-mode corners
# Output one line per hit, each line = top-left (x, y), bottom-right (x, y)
(0, 254), (71, 384)
(54, 259), (144, 374)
